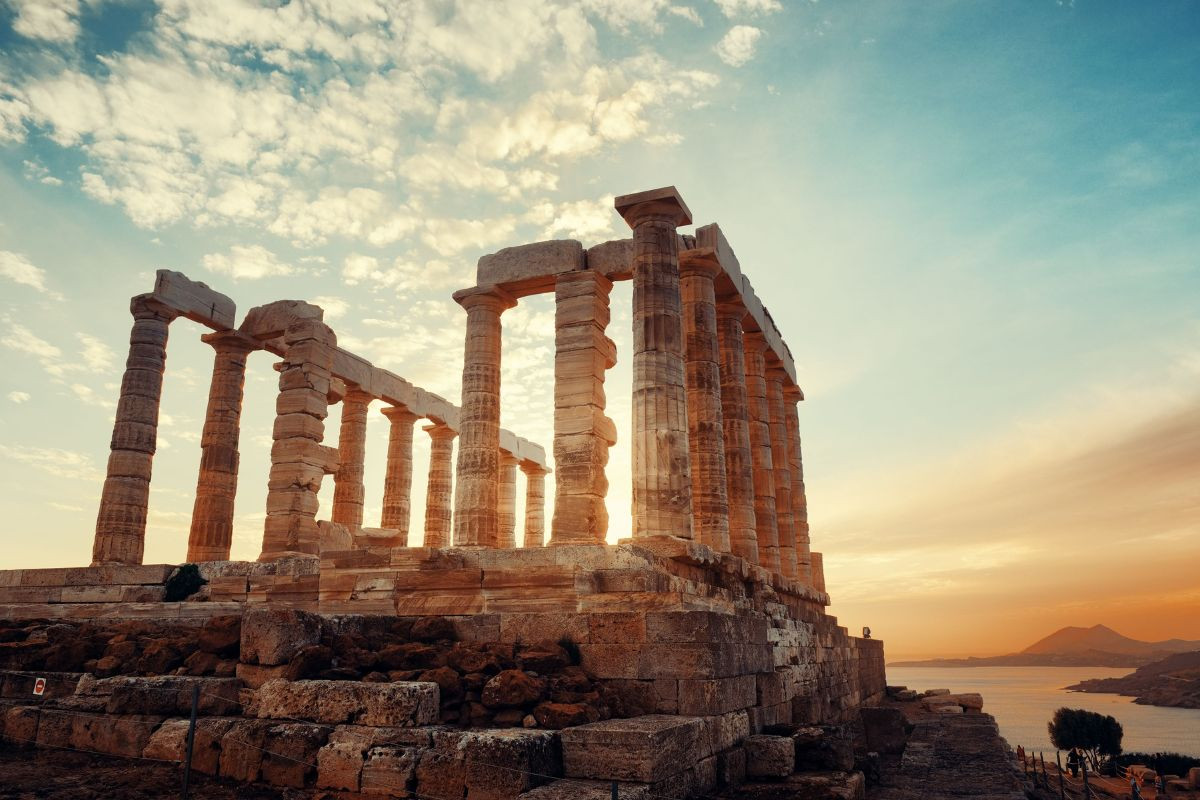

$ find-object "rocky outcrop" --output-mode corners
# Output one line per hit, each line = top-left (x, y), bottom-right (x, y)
(1066, 650), (1200, 709)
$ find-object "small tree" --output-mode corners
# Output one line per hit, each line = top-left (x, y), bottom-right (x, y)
(1048, 708), (1124, 771)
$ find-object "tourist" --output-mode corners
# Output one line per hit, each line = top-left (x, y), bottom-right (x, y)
(1067, 749), (1080, 778)
(1131, 773), (1143, 800)
(1156, 773), (1168, 798)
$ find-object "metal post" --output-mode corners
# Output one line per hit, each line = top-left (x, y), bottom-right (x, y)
(182, 684), (200, 799)
(611, 780), (619, 800)
(1056, 751), (1066, 800)
(1041, 753), (1049, 789)
(1081, 759), (1091, 800)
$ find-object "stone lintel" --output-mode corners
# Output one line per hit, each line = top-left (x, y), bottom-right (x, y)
(151, 269), (237, 330)
(585, 239), (634, 282)
(199, 328), (259, 352)
(614, 186), (693, 228)
(453, 283), (518, 312)
(239, 300), (323, 342)
(476, 239), (586, 297)
(694, 222), (743, 297)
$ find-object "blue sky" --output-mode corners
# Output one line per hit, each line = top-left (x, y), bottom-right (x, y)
(1, 0), (1197, 657)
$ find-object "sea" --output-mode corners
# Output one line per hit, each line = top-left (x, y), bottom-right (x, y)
(887, 666), (1200, 758)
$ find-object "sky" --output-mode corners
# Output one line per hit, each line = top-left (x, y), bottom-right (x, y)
(0, 0), (1197, 660)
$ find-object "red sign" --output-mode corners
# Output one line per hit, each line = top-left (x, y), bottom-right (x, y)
(33, 677), (46, 696)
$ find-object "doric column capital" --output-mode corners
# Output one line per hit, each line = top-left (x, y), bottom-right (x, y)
(783, 383), (804, 403)
(679, 248), (722, 280)
(342, 385), (373, 405)
(715, 298), (748, 322)
(615, 186), (692, 228)
(519, 461), (548, 478)
(424, 422), (458, 442)
(454, 285), (517, 314)
(499, 451), (520, 467)
(744, 331), (770, 354)
(381, 404), (421, 424)
(130, 294), (180, 321)
(201, 329), (259, 354)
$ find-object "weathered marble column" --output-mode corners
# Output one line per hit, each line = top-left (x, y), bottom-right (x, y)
(765, 366), (797, 579)
(784, 384), (813, 584)
(380, 405), (421, 543)
(186, 330), (257, 562)
(743, 332), (780, 574)
(497, 451), (519, 548)
(681, 250), (731, 553)
(331, 387), (371, 530)
(93, 295), (179, 565)
(452, 286), (515, 547)
(521, 462), (547, 547)
(260, 318), (337, 560)
(615, 187), (694, 539)
(715, 301), (759, 565)
(423, 422), (457, 548)
(551, 270), (615, 544)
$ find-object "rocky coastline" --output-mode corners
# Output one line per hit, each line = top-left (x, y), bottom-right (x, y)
(1066, 651), (1200, 710)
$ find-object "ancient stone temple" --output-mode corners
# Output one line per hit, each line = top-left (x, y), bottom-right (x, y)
(0, 187), (884, 800)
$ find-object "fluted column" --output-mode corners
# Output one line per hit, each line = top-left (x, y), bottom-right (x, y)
(743, 332), (780, 573)
(811, 551), (826, 594)
(551, 270), (616, 544)
(93, 295), (179, 565)
(521, 463), (547, 547)
(783, 384), (813, 584)
(187, 330), (257, 562)
(380, 405), (421, 543)
(616, 187), (694, 539)
(331, 387), (371, 529)
(423, 422), (457, 548)
(765, 367), (797, 579)
(716, 302), (759, 565)
(681, 250), (731, 553)
(452, 286), (515, 547)
(497, 451), (519, 548)
(260, 318), (337, 560)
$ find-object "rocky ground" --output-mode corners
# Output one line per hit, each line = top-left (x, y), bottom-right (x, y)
(0, 748), (308, 799)
(1066, 651), (1200, 709)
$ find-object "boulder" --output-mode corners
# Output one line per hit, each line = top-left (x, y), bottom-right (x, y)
(253, 679), (439, 726)
(262, 722), (330, 788)
(533, 702), (597, 729)
(482, 670), (546, 709)
(197, 616), (241, 656)
(745, 735), (794, 778)
(860, 706), (909, 755)
(240, 608), (322, 666)
(411, 616), (457, 643)
(561, 714), (704, 783)
(517, 642), (571, 673)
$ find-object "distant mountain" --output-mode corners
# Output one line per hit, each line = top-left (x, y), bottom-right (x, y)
(1022, 624), (1200, 657)
(890, 625), (1200, 668)
(1066, 650), (1200, 709)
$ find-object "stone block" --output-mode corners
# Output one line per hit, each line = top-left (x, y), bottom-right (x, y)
(860, 706), (908, 755)
(745, 734), (794, 778)
(560, 714), (704, 783)
(152, 269), (236, 328)
(236, 662), (293, 689)
(519, 779), (650, 800)
(921, 692), (982, 711)
(4, 706), (39, 744)
(361, 744), (419, 795)
(477, 239), (585, 296)
(678, 675), (757, 715)
(241, 607), (322, 666)
(262, 722), (330, 788)
(585, 239), (634, 281)
(461, 728), (561, 800)
(219, 719), (273, 782)
(143, 718), (190, 761)
(253, 679), (438, 726)
(587, 612), (645, 644)
(704, 709), (751, 757)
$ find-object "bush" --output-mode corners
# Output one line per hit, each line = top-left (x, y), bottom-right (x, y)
(1048, 707), (1123, 771)
(1112, 752), (1200, 776)
(164, 564), (207, 601)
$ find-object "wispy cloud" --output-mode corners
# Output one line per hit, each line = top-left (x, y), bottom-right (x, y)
(715, 25), (763, 67)
(0, 250), (62, 298)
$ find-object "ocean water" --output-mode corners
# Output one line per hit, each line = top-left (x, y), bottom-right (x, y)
(887, 666), (1200, 758)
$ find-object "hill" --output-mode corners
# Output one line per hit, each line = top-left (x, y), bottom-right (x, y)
(1066, 650), (1200, 709)
(890, 625), (1200, 668)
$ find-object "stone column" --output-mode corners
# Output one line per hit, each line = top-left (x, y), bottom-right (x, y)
(380, 405), (421, 543)
(452, 286), (515, 547)
(331, 387), (371, 530)
(260, 318), (337, 560)
(615, 187), (694, 539)
(680, 250), (731, 553)
(93, 295), (179, 565)
(423, 422), (456, 548)
(811, 551), (826, 594)
(715, 301), (759, 565)
(497, 451), (519, 548)
(521, 463), (547, 547)
(186, 330), (257, 562)
(765, 366), (797, 579)
(743, 332), (780, 574)
(784, 384), (813, 584)
(551, 270), (615, 544)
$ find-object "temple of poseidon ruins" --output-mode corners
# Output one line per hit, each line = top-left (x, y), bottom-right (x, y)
(0, 187), (886, 800)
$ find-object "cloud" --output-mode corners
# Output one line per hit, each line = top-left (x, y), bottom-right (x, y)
(310, 295), (349, 320)
(9, 0), (81, 43)
(22, 159), (63, 185)
(69, 382), (115, 409)
(0, 250), (60, 296)
(540, 196), (621, 240)
(77, 334), (116, 372)
(712, 0), (782, 17)
(0, 443), (100, 480)
(715, 25), (763, 67)
(202, 245), (296, 280)
(668, 6), (704, 26)
(8, 391), (31, 404)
